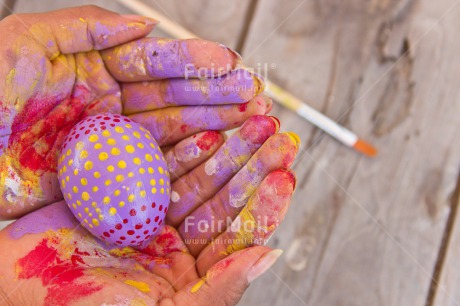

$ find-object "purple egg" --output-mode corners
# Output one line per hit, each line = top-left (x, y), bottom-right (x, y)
(57, 113), (170, 247)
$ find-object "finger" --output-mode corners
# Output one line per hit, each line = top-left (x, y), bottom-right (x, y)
(121, 69), (264, 114)
(4, 5), (157, 57)
(179, 133), (300, 256)
(164, 131), (225, 182)
(166, 116), (280, 227)
(128, 96), (272, 146)
(196, 169), (296, 274)
(170, 247), (281, 305)
(101, 38), (241, 82)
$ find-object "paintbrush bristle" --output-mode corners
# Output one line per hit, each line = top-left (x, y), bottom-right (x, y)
(353, 139), (378, 157)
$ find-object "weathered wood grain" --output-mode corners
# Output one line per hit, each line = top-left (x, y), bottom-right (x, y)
(239, 0), (460, 305)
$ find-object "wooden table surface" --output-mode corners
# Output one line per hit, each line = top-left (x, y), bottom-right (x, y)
(2, 1), (460, 305)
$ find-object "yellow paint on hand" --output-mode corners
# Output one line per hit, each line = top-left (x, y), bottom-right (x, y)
(190, 277), (206, 293)
(124, 280), (151, 293)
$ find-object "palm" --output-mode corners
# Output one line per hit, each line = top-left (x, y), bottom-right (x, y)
(0, 6), (266, 219)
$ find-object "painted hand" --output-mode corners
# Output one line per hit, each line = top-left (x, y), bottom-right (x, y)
(0, 115), (299, 305)
(0, 6), (268, 219)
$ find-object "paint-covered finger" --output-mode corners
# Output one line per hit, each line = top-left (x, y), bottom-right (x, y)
(179, 133), (299, 256)
(165, 131), (225, 182)
(121, 69), (263, 114)
(128, 97), (271, 146)
(166, 116), (280, 227)
(195, 169), (295, 274)
(101, 38), (241, 82)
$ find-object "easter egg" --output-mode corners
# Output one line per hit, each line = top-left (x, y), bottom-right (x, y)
(57, 113), (170, 247)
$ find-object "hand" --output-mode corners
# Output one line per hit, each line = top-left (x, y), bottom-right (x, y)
(0, 116), (299, 305)
(0, 6), (269, 219)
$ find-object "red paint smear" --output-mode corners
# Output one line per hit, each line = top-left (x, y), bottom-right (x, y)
(8, 85), (91, 173)
(196, 131), (221, 151)
(180, 124), (188, 133)
(237, 102), (249, 112)
(240, 115), (277, 145)
(140, 230), (184, 257)
(17, 239), (102, 305)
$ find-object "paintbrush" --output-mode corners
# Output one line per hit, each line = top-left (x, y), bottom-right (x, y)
(116, 0), (378, 157)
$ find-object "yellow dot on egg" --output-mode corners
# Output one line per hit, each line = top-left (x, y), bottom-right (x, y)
(94, 143), (102, 150)
(140, 127), (147, 132)
(80, 150), (88, 159)
(66, 176), (70, 182)
(62, 165), (67, 173)
(158, 167), (164, 174)
(136, 181), (142, 187)
(103, 196), (110, 205)
(122, 135), (130, 141)
(149, 143), (155, 149)
(150, 179), (156, 186)
(137, 142), (144, 149)
(84, 207), (89, 213)
(73, 169), (79, 176)
(125, 124), (132, 129)
(128, 194), (135, 202)
(81, 178), (88, 186)
(114, 189), (121, 196)
(91, 201), (97, 208)
(99, 215), (104, 221)
(84, 161), (93, 171)
(76, 142), (84, 150)
(160, 188), (165, 194)
(77, 200), (81, 206)
(148, 167), (154, 174)
(82, 192), (90, 201)
(92, 186), (99, 192)
(115, 126), (124, 133)
(95, 208), (101, 213)
(133, 131), (141, 139)
(128, 172), (134, 178)
(133, 157), (141, 165)
(155, 154), (160, 160)
(72, 203), (77, 209)
(94, 171), (101, 178)
(159, 178), (164, 185)
(107, 165), (115, 172)
(125, 145), (135, 153)
(99, 152), (109, 161)
(84, 219), (88, 224)
(107, 138), (116, 146)
(68, 159), (73, 166)
(72, 186), (78, 193)
(151, 187), (157, 194)
(111, 147), (121, 155)
(66, 149), (71, 156)
(118, 160), (127, 169)
(109, 207), (117, 216)
(139, 168), (145, 174)
(102, 130), (111, 137)
(67, 193), (72, 200)
(119, 201), (125, 207)
(116, 174), (124, 182)
(140, 190), (146, 198)
(105, 179), (112, 186)
(144, 133), (151, 139)
(89, 134), (98, 142)
(145, 154), (153, 162)
(78, 213), (82, 218)
(92, 218), (100, 226)
(89, 224), (93, 228)
(61, 180), (66, 188)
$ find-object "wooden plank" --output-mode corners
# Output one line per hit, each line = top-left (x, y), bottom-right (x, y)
(0, 0), (15, 20)
(239, 0), (460, 305)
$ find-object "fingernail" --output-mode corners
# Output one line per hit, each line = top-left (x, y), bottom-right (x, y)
(278, 168), (297, 191)
(121, 15), (158, 26)
(252, 73), (266, 96)
(264, 96), (273, 114)
(220, 44), (243, 69)
(286, 132), (301, 148)
(269, 116), (280, 132)
(247, 249), (283, 283)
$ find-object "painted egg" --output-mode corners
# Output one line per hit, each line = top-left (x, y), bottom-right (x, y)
(57, 113), (170, 247)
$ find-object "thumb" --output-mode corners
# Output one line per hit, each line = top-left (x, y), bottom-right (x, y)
(169, 247), (283, 306)
(6, 5), (157, 55)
